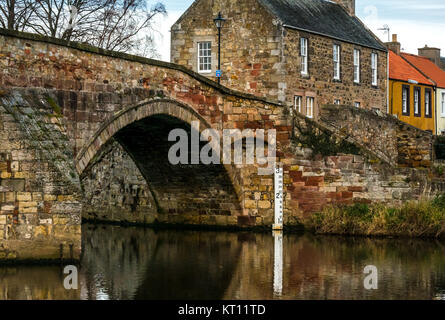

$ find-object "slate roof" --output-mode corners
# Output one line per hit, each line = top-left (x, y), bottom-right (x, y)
(402, 53), (445, 88)
(258, 0), (386, 51)
(389, 51), (434, 86)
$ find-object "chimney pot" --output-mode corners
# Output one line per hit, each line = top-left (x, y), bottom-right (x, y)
(385, 34), (401, 55)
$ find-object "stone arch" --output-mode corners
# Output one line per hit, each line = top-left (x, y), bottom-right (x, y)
(77, 98), (244, 223)
(76, 98), (215, 174)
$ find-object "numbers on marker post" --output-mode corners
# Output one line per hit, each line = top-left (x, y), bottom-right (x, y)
(274, 165), (284, 228)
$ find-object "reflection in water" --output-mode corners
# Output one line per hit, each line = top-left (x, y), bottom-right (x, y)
(0, 266), (79, 300)
(1, 223), (445, 300)
(273, 231), (283, 297)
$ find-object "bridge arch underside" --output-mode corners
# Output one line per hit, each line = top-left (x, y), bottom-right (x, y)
(80, 112), (244, 227)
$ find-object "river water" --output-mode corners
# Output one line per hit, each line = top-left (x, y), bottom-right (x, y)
(1, 223), (445, 300)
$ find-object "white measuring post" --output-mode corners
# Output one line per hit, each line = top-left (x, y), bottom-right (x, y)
(273, 163), (284, 230)
(273, 164), (284, 296)
(273, 230), (283, 297)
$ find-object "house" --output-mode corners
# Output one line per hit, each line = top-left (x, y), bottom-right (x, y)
(401, 52), (445, 135)
(387, 43), (436, 133)
(401, 51), (445, 135)
(171, 0), (388, 120)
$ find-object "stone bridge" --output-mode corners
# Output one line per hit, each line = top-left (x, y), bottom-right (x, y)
(0, 29), (437, 262)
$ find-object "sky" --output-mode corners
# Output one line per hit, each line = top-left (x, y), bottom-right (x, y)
(151, 0), (445, 62)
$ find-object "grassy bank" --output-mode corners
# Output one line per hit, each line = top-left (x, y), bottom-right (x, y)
(308, 195), (445, 238)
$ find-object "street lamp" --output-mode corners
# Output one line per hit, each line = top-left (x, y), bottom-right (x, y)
(213, 12), (226, 84)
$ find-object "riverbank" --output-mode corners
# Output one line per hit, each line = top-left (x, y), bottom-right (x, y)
(307, 195), (445, 239)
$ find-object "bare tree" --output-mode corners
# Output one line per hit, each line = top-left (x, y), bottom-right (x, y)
(1, 0), (166, 57)
(28, 0), (107, 39)
(91, 0), (166, 54)
(28, 0), (166, 56)
(0, 0), (34, 30)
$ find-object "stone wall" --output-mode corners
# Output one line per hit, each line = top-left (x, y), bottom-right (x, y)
(81, 139), (156, 223)
(284, 29), (388, 119)
(0, 89), (81, 262)
(171, 0), (284, 100)
(319, 104), (433, 168)
(283, 150), (427, 218)
(282, 111), (439, 217)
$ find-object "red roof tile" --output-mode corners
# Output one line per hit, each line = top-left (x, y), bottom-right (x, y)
(401, 52), (445, 88)
(389, 51), (434, 86)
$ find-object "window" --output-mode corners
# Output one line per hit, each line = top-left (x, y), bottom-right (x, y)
(371, 53), (378, 86)
(334, 99), (341, 105)
(198, 42), (212, 73)
(306, 97), (314, 118)
(402, 85), (410, 116)
(441, 92), (445, 117)
(425, 88), (432, 118)
(414, 87), (421, 117)
(333, 44), (340, 80)
(355, 102), (361, 108)
(353, 49), (360, 83)
(300, 38), (308, 75)
(294, 96), (302, 113)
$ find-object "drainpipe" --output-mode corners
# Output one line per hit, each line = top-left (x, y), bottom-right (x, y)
(390, 79), (396, 115)
(387, 51), (390, 114)
(435, 86), (438, 136)
(433, 86), (438, 161)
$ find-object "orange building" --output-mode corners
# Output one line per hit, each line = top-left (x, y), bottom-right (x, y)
(401, 52), (445, 135)
(389, 50), (436, 133)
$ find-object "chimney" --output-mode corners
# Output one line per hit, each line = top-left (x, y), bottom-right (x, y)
(418, 45), (441, 67)
(334, 0), (355, 16)
(385, 34), (401, 55)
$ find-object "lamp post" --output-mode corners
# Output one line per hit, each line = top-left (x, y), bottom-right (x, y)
(213, 12), (226, 85)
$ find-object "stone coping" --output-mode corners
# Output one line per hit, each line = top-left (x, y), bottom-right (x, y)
(321, 104), (433, 137)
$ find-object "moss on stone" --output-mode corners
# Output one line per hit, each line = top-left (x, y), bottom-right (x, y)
(45, 96), (62, 116)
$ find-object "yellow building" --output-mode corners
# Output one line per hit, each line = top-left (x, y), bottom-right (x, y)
(401, 52), (445, 136)
(389, 51), (436, 133)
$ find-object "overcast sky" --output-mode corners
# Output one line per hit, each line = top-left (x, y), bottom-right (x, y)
(152, 0), (445, 61)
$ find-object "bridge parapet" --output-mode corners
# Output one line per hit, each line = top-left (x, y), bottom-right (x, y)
(319, 105), (433, 168)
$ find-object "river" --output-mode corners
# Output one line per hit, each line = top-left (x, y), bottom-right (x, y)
(1, 223), (445, 300)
